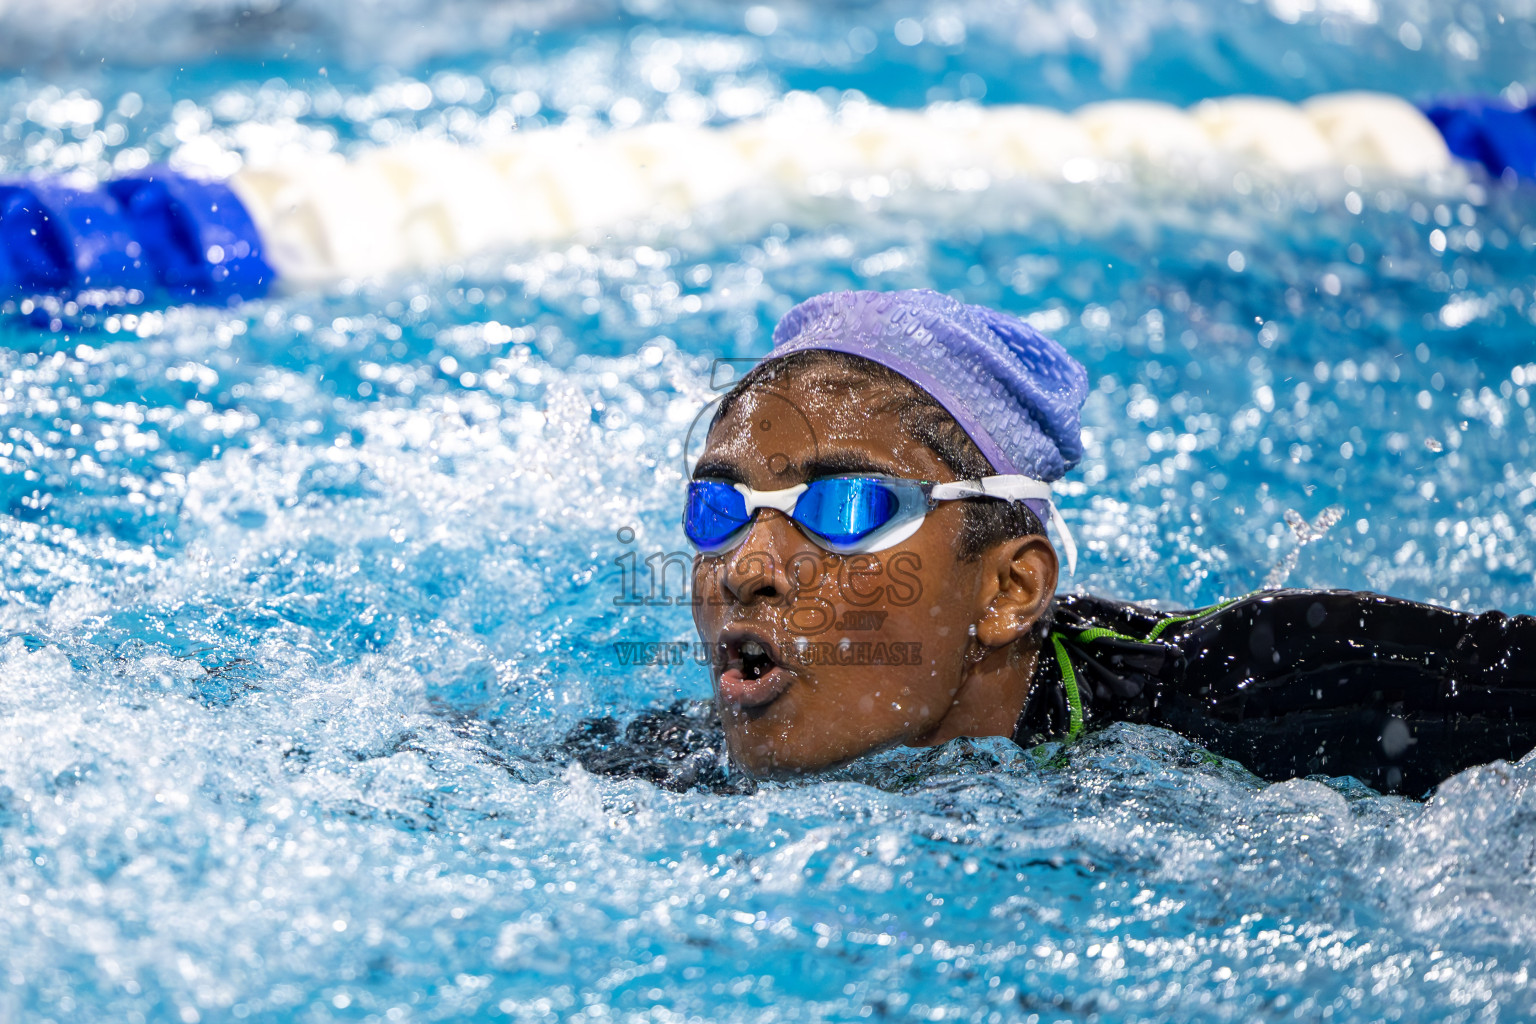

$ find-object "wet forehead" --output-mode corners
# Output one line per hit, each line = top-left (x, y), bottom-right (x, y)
(698, 383), (948, 486)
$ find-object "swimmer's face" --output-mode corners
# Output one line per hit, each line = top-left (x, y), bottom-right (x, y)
(690, 369), (1056, 777)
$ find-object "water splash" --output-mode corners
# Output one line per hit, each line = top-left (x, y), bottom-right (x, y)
(1264, 503), (1345, 587)
(2, 2), (1536, 1020)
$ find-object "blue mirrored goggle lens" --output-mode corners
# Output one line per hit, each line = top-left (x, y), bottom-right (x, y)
(683, 481), (751, 548)
(685, 477), (915, 551)
(794, 477), (901, 545)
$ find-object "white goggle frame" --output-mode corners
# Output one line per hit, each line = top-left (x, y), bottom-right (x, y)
(724, 474), (1077, 575)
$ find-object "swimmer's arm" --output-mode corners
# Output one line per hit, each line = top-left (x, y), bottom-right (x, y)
(1170, 589), (1536, 704)
(1160, 589), (1536, 793)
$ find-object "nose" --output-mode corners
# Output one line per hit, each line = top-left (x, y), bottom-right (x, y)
(721, 510), (799, 605)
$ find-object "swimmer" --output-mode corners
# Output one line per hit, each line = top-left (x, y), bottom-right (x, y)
(681, 289), (1536, 795)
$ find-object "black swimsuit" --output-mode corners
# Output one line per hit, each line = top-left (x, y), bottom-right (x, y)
(1017, 589), (1536, 795)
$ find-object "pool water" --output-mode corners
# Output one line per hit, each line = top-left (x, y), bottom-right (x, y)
(3, 1), (1536, 1021)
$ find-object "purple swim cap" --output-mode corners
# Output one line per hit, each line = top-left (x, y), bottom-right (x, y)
(767, 289), (1089, 482)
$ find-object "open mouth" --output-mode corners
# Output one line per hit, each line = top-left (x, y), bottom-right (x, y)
(717, 630), (792, 711)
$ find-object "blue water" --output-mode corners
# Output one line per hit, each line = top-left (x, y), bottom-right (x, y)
(3, 2), (1536, 1022)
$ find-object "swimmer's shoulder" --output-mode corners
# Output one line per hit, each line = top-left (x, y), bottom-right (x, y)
(1051, 591), (1175, 637)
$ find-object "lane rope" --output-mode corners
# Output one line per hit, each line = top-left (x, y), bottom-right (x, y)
(0, 90), (1527, 305)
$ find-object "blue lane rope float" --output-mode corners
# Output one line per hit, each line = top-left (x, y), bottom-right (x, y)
(1421, 98), (1536, 182)
(0, 91), (1529, 311)
(107, 171), (274, 302)
(0, 182), (151, 295)
(0, 167), (272, 305)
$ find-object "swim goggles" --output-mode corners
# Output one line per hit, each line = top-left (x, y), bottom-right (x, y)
(683, 474), (1077, 573)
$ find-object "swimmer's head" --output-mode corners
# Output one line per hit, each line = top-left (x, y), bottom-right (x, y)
(689, 289), (1089, 777)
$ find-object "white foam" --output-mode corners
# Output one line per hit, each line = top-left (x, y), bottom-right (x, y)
(229, 91), (1455, 282)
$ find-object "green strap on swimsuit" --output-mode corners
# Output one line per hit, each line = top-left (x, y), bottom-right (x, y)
(1069, 594), (1246, 649)
(1048, 593), (1250, 742)
(1049, 633), (1084, 740)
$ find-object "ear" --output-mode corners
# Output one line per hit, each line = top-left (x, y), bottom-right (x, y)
(974, 535), (1058, 648)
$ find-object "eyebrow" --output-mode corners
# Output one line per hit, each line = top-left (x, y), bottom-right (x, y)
(691, 456), (745, 483)
(692, 448), (905, 484)
(799, 450), (902, 479)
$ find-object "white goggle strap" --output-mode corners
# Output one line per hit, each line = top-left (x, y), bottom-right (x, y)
(929, 475), (1053, 502)
(1045, 501), (1078, 578)
(930, 475), (1078, 578)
